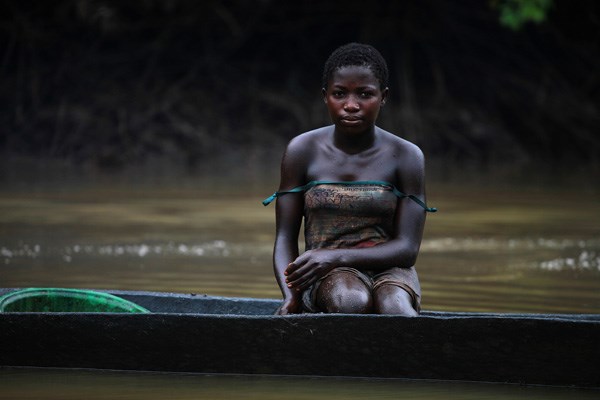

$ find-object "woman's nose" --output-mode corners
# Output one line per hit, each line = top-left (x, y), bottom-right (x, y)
(343, 96), (359, 111)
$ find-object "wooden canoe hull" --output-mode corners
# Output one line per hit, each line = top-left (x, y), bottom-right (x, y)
(1, 289), (599, 388)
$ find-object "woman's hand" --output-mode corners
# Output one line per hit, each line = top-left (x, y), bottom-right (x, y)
(285, 249), (337, 291)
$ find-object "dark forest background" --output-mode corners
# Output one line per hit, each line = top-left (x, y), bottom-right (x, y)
(1, 0), (599, 187)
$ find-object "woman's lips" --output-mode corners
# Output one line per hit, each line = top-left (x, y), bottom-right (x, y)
(340, 117), (362, 126)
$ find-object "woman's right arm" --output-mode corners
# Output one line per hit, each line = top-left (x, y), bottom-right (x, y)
(273, 193), (304, 314)
(272, 137), (309, 314)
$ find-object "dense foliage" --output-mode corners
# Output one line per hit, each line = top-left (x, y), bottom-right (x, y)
(1, 0), (598, 179)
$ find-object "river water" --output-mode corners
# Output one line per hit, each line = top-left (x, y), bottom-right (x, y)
(1, 178), (599, 398)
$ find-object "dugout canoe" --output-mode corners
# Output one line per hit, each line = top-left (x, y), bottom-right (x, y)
(0, 288), (599, 388)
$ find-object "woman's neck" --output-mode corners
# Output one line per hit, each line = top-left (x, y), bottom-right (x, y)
(332, 126), (377, 155)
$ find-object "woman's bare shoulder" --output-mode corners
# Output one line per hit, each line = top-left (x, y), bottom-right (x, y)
(279, 126), (332, 186)
(376, 129), (426, 191)
(378, 127), (424, 161)
(285, 126), (331, 156)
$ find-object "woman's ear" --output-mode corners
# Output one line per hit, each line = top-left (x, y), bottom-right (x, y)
(381, 87), (389, 106)
(322, 87), (327, 103)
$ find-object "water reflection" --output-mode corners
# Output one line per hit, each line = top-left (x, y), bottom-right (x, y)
(1, 368), (598, 400)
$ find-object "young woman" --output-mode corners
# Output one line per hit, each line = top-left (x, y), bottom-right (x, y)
(264, 43), (435, 315)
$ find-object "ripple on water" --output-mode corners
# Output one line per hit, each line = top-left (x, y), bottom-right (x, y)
(2, 238), (599, 272)
(1, 240), (272, 264)
(422, 237), (600, 272)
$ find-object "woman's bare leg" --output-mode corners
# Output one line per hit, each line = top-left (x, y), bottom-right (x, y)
(373, 285), (418, 316)
(315, 271), (373, 313)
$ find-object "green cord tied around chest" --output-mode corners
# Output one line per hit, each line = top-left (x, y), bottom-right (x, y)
(262, 180), (437, 212)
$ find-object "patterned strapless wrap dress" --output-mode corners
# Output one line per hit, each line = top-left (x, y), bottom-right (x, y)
(300, 182), (422, 312)
(264, 180), (435, 313)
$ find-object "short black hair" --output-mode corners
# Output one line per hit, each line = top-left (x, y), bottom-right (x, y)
(322, 43), (389, 90)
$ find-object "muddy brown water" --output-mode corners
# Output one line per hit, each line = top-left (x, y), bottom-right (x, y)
(1, 181), (599, 398)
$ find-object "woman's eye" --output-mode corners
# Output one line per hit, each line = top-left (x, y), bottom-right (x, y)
(360, 91), (374, 98)
(332, 91), (345, 98)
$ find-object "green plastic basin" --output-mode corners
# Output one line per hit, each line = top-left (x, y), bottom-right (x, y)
(0, 288), (150, 313)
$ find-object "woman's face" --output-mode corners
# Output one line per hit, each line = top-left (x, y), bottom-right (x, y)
(322, 65), (388, 134)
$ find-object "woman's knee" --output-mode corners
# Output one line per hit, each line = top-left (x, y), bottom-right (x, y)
(373, 285), (418, 316)
(316, 274), (372, 313)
